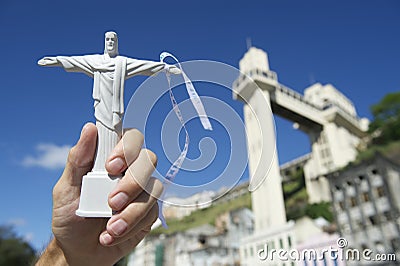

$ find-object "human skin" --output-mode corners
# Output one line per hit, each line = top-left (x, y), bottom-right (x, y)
(36, 123), (163, 266)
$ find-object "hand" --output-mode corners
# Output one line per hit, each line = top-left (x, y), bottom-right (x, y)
(37, 57), (59, 66)
(37, 123), (163, 266)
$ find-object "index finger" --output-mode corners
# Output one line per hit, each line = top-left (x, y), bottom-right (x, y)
(106, 128), (144, 175)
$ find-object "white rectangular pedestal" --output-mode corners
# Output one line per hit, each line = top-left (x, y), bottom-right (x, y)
(76, 171), (120, 217)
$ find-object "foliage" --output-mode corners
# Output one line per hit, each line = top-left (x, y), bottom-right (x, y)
(286, 201), (307, 221)
(285, 188), (308, 221)
(351, 140), (400, 167)
(283, 169), (305, 200)
(283, 168), (308, 220)
(305, 202), (334, 222)
(151, 192), (251, 235)
(369, 91), (400, 145)
(0, 225), (36, 266)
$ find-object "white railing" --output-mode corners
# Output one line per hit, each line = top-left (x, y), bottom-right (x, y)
(233, 69), (365, 131)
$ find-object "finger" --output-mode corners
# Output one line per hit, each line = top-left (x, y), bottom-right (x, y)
(99, 202), (158, 246)
(60, 123), (97, 186)
(108, 149), (157, 211)
(105, 128), (144, 175)
(106, 178), (163, 238)
(101, 227), (152, 254)
(53, 123), (97, 209)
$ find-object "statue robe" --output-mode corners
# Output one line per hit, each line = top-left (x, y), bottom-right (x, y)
(56, 54), (166, 171)
(56, 54), (165, 130)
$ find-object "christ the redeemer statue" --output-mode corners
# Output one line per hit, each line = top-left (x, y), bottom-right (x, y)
(38, 31), (180, 217)
(38, 31), (178, 172)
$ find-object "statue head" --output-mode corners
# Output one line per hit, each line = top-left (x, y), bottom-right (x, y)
(104, 31), (119, 57)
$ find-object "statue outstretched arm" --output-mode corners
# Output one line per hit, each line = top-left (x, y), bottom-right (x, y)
(38, 55), (95, 77)
(38, 57), (62, 67)
(125, 59), (182, 79)
(165, 64), (182, 75)
(125, 58), (165, 79)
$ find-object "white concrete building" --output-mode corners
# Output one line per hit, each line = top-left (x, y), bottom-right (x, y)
(235, 47), (296, 266)
(162, 190), (216, 220)
(128, 208), (254, 266)
(294, 217), (345, 266)
(127, 237), (157, 266)
(327, 154), (400, 265)
(233, 47), (369, 265)
(233, 47), (369, 204)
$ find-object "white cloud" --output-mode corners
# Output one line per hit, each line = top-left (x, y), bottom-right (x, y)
(23, 232), (34, 242)
(5, 219), (34, 244)
(22, 143), (71, 170)
(7, 218), (26, 227)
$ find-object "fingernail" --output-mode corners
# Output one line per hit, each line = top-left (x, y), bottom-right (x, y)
(108, 157), (125, 172)
(109, 219), (128, 236)
(80, 124), (88, 137)
(100, 233), (113, 245)
(110, 192), (129, 210)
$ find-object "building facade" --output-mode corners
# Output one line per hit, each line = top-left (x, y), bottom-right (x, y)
(128, 208), (254, 266)
(233, 47), (369, 204)
(233, 47), (369, 265)
(327, 154), (400, 265)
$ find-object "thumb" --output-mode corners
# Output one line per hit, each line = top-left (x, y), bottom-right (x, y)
(61, 123), (98, 186)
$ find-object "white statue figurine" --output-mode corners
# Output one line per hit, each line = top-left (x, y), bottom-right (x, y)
(38, 31), (180, 217)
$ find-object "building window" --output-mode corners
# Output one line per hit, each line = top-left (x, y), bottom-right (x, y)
(353, 219), (363, 231)
(250, 246), (254, 257)
(349, 197), (357, 207)
(362, 192), (370, 202)
(391, 238), (400, 251)
(288, 236), (292, 247)
(279, 238), (284, 249)
(383, 211), (391, 221)
(369, 215), (379, 225)
(376, 186), (385, 198)
(371, 168), (379, 175)
(347, 246), (357, 260)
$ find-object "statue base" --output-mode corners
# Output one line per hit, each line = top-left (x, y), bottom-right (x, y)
(76, 171), (120, 217)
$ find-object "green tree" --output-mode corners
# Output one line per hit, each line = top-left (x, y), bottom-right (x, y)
(369, 91), (400, 144)
(305, 202), (334, 222)
(0, 225), (36, 266)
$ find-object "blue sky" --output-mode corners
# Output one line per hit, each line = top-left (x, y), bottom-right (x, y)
(0, 0), (399, 251)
